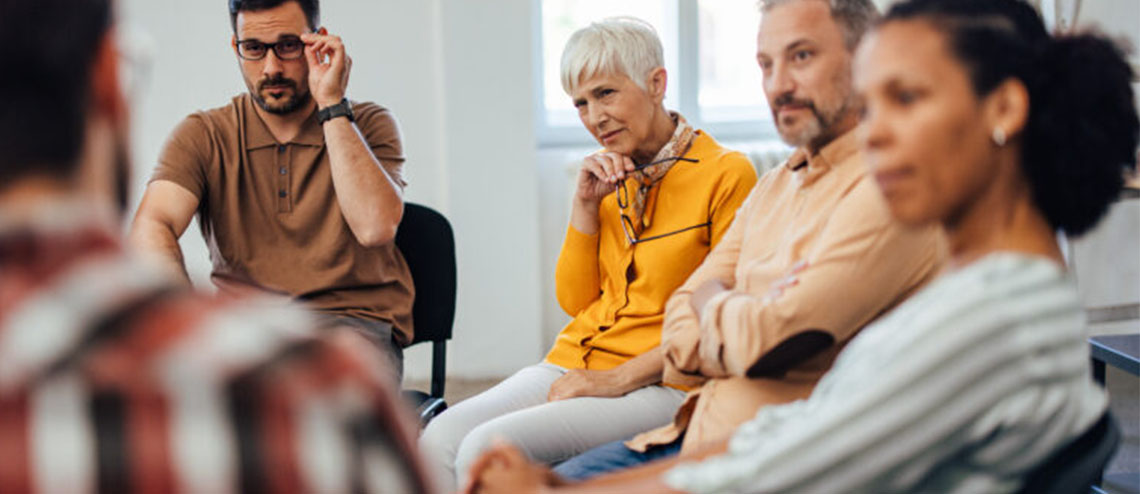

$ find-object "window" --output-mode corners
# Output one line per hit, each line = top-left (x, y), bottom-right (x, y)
(536, 0), (773, 146)
(697, 1), (767, 122)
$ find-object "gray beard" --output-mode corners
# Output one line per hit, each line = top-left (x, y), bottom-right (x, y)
(777, 95), (855, 150)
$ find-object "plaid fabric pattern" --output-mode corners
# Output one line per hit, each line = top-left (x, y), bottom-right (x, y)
(0, 207), (431, 494)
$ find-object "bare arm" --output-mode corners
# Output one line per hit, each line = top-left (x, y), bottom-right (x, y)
(323, 117), (404, 246)
(304, 32), (403, 247)
(128, 180), (199, 285)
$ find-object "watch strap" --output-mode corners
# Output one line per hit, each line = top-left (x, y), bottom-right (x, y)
(317, 98), (355, 124)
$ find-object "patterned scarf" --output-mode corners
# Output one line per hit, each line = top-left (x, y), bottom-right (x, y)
(626, 111), (696, 236)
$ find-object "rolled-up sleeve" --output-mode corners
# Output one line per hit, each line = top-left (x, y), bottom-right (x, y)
(697, 180), (942, 378)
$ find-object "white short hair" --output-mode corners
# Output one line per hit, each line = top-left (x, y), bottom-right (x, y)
(560, 16), (664, 96)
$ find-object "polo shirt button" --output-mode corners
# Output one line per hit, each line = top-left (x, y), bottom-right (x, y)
(278, 190), (287, 198)
(277, 144), (287, 153)
(279, 167), (287, 175)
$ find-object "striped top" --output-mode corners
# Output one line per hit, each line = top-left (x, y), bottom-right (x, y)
(665, 253), (1107, 494)
(0, 204), (432, 494)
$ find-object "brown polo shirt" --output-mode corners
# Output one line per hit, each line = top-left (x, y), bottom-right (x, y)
(151, 94), (414, 345)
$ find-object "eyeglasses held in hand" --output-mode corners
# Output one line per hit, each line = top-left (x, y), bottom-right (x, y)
(236, 35), (306, 61)
(619, 213), (710, 246)
(615, 157), (708, 245)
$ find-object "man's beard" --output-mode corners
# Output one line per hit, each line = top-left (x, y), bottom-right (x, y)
(770, 69), (856, 149)
(249, 75), (311, 115)
(771, 93), (854, 149)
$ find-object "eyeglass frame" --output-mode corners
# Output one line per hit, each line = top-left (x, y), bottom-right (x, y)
(234, 34), (308, 61)
(615, 156), (709, 246)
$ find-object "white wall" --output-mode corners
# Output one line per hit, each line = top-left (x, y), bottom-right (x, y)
(437, 0), (545, 379)
(120, 0), (545, 381)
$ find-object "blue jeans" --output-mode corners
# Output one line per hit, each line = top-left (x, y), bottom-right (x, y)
(553, 436), (683, 481)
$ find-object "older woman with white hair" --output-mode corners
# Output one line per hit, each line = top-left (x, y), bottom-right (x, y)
(420, 17), (757, 492)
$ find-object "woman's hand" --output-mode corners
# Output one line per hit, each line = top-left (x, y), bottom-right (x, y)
(575, 152), (636, 205)
(548, 348), (664, 402)
(547, 368), (630, 402)
(569, 152), (636, 235)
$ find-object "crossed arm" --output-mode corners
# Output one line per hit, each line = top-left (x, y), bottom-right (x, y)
(664, 181), (942, 382)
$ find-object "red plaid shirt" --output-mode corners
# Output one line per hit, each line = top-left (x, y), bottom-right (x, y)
(0, 204), (432, 493)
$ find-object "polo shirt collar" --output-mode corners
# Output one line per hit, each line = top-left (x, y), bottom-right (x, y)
(240, 93), (325, 150)
(783, 129), (860, 186)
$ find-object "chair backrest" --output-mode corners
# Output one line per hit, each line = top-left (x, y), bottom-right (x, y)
(395, 203), (457, 346)
(1017, 412), (1120, 494)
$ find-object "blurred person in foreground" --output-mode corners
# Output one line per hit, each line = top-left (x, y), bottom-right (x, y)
(464, 0), (1139, 492)
(0, 0), (432, 492)
(419, 16), (758, 493)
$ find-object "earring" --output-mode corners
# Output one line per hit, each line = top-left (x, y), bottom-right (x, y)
(992, 127), (1007, 146)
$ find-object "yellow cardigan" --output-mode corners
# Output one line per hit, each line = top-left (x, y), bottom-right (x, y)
(545, 131), (758, 381)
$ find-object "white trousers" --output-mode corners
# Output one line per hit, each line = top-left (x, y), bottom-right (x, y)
(419, 363), (685, 493)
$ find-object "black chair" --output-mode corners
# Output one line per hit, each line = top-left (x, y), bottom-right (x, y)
(396, 202), (457, 426)
(1017, 412), (1121, 494)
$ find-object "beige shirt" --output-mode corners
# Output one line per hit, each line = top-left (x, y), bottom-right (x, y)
(630, 130), (945, 452)
(151, 94), (414, 344)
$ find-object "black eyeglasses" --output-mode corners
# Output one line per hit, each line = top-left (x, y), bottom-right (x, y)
(236, 35), (305, 61)
(615, 157), (708, 245)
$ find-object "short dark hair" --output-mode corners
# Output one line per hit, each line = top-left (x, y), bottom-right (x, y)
(0, 0), (112, 185)
(229, 0), (320, 33)
(883, 0), (1139, 236)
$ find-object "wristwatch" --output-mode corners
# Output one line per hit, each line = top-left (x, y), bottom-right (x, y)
(317, 98), (355, 125)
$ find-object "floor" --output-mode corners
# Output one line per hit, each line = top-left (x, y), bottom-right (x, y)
(407, 365), (1139, 490)
(404, 377), (501, 406)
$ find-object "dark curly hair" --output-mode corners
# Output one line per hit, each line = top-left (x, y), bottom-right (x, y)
(0, 0), (112, 185)
(229, 0), (320, 32)
(884, 0), (1139, 236)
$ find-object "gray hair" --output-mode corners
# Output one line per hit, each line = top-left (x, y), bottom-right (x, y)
(560, 16), (665, 96)
(758, 0), (880, 50)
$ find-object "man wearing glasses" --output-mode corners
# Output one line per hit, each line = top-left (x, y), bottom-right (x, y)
(130, 0), (412, 381)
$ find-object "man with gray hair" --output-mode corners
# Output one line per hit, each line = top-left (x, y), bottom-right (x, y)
(463, 0), (944, 491)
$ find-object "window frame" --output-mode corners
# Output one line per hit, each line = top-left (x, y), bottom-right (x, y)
(533, 0), (778, 148)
